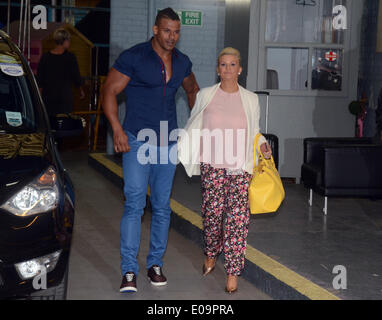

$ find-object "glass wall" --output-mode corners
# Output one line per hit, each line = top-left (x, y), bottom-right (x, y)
(263, 0), (347, 92)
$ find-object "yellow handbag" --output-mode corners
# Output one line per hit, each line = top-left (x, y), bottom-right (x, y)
(249, 133), (285, 214)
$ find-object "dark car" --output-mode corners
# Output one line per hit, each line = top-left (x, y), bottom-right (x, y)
(0, 30), (74, 300)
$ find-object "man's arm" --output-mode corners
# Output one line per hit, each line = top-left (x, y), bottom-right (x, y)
(182, 72), (199, 110)
(102, 68), (131, 153)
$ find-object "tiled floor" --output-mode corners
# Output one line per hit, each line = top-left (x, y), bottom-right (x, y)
(88, 152), (382, 300)
(171, 160), (382, 300)
(62, 151), (271, 300)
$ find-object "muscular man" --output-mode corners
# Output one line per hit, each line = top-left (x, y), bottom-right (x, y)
(102, 8), (199, 293)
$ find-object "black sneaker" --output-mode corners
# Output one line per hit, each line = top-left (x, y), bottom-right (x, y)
(120, 272), (137, 293)
(147, 265), (167, 286)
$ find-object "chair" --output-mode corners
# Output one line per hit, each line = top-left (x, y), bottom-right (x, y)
(267, 70), (279, 90)
(301, 137), (382, 215)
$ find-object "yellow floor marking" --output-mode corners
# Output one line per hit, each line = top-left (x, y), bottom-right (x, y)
(90, 153), (123, 178)
(89, 153), (341, 300)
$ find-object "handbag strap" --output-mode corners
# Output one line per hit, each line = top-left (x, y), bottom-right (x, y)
(254, 133), (264, 160)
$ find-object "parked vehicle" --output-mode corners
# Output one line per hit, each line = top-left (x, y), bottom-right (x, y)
(0, 30), (74, 300)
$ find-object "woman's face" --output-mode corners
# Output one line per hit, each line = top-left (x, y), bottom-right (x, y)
(217, 54), (242, 82)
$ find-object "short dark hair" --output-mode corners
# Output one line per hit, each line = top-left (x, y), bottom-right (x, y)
(155, 7), (180, 26)
(53, 28), (71, 45)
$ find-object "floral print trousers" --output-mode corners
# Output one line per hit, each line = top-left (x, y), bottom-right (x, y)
(200, 162), (252, 276)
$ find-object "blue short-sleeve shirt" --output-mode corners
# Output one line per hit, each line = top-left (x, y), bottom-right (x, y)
(113, 39), (192, 145)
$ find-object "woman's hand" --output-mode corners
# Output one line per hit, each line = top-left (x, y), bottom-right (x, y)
(260, 142), (272, 159)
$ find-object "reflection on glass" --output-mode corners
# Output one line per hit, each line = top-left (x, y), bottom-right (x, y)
(0, 133), (46, 159)
(266, 48), (308, 90)
(312, 48), (343, 91)
(265, 0), (347, 44)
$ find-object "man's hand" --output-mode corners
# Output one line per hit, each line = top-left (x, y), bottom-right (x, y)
(260, 142), (272, 159)
(79, 87), (85, 99)
(102, 68), (131, 153)
(113, 128), (130, 153)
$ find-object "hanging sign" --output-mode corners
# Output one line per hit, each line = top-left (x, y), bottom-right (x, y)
(5, 112), (23, 127)
(0, 54), (24, 77)
(0, 64), (24, 77)
(325, 51), (337, 62)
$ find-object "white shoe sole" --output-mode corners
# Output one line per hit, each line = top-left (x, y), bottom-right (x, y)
(120, 286), (138, 293)
(148, 277), (167, 286)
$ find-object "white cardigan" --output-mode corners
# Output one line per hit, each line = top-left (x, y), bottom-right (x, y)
(177, 83), (267, 177)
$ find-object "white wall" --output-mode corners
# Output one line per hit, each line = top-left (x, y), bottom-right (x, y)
(247, 0), (364, 180)
(108, 0), (225, 153)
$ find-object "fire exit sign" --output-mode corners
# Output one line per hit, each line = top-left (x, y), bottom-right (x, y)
(157, 9), (202, 27)
(179, 10), (202, 26)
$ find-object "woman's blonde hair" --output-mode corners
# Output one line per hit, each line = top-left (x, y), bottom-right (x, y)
(217, 47), (241, 66)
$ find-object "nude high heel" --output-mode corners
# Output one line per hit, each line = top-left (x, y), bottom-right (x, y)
(202, 257), (216, 276)
(225, 275), (238, 293)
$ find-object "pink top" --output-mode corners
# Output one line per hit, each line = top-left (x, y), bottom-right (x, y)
(200, 87), (247, 170)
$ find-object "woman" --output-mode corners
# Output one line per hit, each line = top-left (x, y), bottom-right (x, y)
(178, 47), (272, 293)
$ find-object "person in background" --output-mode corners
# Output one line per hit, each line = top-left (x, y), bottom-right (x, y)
(102, 7), (199, 293)
(177, 47), (272, 293)
(37, 28), (85, 123)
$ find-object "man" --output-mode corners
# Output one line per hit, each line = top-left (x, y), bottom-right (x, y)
(37, 28), (85, 112)
(102, 8), (199, 293)
(37, 28), (85, 149)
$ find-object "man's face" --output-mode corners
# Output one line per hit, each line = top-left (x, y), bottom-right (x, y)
(153, 18), (181, 52)
(63, 39), (71, 50)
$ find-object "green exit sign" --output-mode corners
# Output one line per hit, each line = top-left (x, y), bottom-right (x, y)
(157, 9), (203, 27)
(179, 10), (202, 26)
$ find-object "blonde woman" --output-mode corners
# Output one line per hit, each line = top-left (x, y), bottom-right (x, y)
(178, 47), (272, 293)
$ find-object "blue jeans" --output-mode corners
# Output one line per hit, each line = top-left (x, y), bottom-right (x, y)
(120, 131), (177, 275)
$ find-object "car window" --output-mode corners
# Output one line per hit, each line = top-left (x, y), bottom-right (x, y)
(0, 53), (44, 134)
(0, 71), (35, 132)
